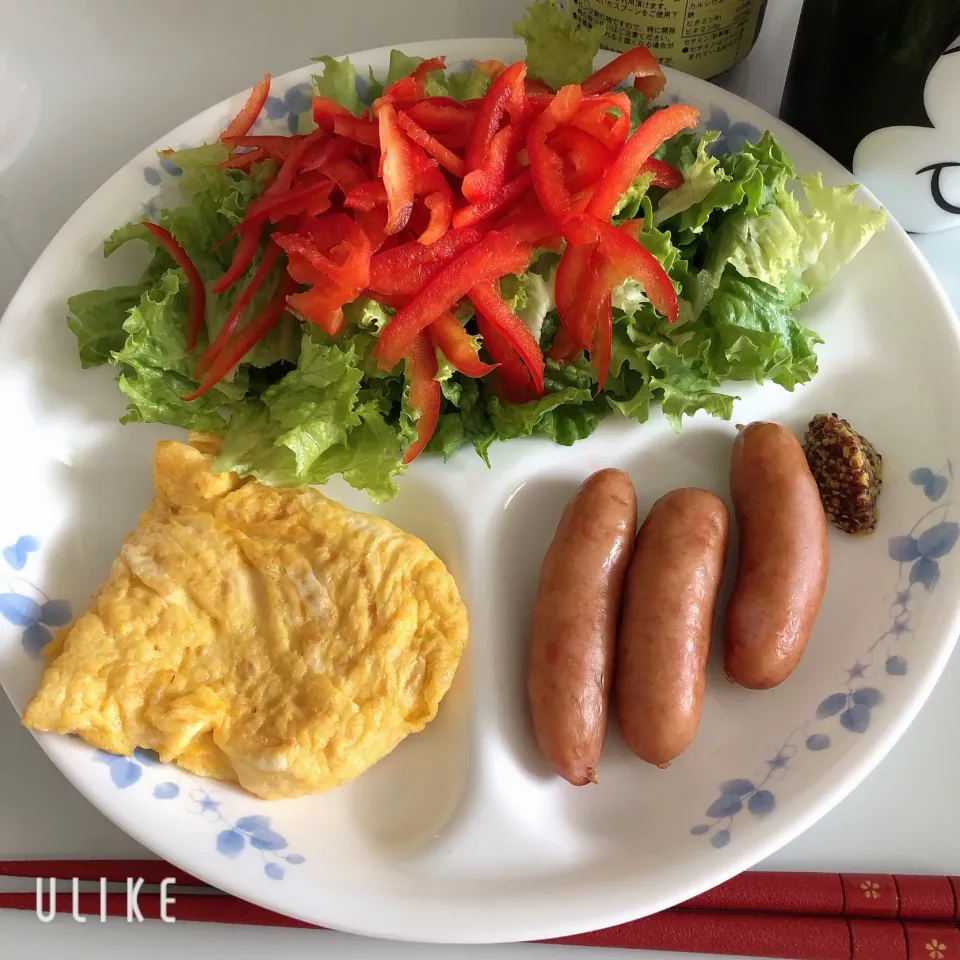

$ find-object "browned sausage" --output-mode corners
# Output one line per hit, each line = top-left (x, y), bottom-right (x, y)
(528, 468), (638, 785)
(724, 421), (829, 689)
(616, 488), (729, 767)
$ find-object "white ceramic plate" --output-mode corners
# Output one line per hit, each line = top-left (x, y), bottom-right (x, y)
(2, 39), (960, 945)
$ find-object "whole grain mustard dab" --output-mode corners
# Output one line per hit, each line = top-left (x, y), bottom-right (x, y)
(803, 413), (883, 536)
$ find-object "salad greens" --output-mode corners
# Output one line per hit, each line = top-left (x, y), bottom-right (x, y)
(66, 0), (885, 502)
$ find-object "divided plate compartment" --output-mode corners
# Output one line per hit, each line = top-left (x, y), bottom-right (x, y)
(2, 39), (960, 944)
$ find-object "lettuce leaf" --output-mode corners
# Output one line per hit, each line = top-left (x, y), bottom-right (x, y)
(311, 55), (365, 117)
(513, 0), (602, 91)
(67, 285), (146, 368)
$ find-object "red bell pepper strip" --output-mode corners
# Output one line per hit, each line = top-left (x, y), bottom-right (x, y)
(300, 134), (352, 174)
(395, 111), (465, 178)
(312, 96), (353, 130)
(217, 147), (269, 170)
(475, 311), (539, 403)
(384, 56), (448, 102)
(185, 274), (297, 401)
(452, 168), (533, 229)
(222, 134), (304, 160)
(142, 223), (207, 352)
(274, 212), (372, 290)
(404, 99), (475, 132)
(322, 156), (368, 194)
(242, 178), (335, 226)
(554, 241), (597, 350)
(368, 226), (483, 294)
(418, 183), (453, 246)
(428, 310), (497, 377)
(213, 220), (262, 291)
(565, 213), (679, 322)
(473, 59), (506, 79)
(374, 228), (533, 369)
(375, 100), (416, 235)
(402, 332), (441, 464)
(462, 122), (524, 203)
(353, 205), (390, 252)
(527, 84), (584, 227)
(618, 217), (645, 241)
(569, 93), (632, 152)
(586, 104), (698, 221)
(333, 115), (380, 147)
(524, 77), (554, 96)
(195, 243), (283, 378)
(344, 180), (388, 212)
(549, 126), (613, 193)
(469, 280), (545, 393)
(546, 326), (582, 365)
(465, 61), (527, 175)
(640, 156), (684, 190)
(222, 74), (271, 140)
(288, 287), (347, 336)
(580, 45), (666, 101)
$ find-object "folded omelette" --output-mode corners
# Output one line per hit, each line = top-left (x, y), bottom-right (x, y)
(22, 438), (468, 800)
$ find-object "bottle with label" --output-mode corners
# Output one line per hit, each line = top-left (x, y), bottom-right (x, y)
(568, 0), (768, 80)
(779, 0), (960, 233)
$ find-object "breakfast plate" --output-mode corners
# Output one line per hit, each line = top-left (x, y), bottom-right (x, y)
(2, 35), (960, 945)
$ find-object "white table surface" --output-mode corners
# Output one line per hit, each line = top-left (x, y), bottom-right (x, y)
(3, 2), (960, 957)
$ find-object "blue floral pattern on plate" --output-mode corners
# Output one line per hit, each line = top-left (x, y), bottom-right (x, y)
(0, 537), (71, 659)
(92, 747), (305, 880)
(692, 462), (956, 848)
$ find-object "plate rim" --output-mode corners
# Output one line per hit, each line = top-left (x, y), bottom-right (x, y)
(3, 37), (960, 944)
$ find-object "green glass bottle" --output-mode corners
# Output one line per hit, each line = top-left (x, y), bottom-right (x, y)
(779, 0), (960, 170)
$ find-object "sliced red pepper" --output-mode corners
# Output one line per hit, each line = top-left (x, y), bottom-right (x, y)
(288, 287), (347, 336)
(565, 213), (679, 322)
(142, 223), (207, 352)
(216, 147), (268, 170)
(404, 99), (476, 132)
(300, 134), (352, 174)
(395, 110), (465, 178)
(368, 226), (483, 294)
(452, 168), (532, 229)
(246, 178), (335, 224)
(524, 77), (554, 96)
(374, 228), (533, 369)
(618, 217), (645, 241)
(344, 179), (388, 212)
(213, 220), (263, 293)
(222, 134), (304, 160)
(580, 45), (666, 101)
(586, 104), (698, 221)
(196, 243), (283, 378)
(418, 179), (453, 246)
(554, 241), (597, 350)
(569, 93), (632, 152)
(475, 311), (538, 404)
(546, 326), (582, 365)
(312, 96), (354, 130)
(322, 155), (368, 194)
(275, 212), (372, 290)
(333, 115), (380, 147)
(473, 59), (506, 79)
(402, 332), (441, 463)
(222, 74), (271, 140)
(428, 310), (497, 377)
(527, 84), (584, 227)
(353, 205), (391, 252)
(640, 156), (684, 190)
(185, 274), (297, 400)
(384, 56), (448, 102)
(469, 280), (544, 393)
(465, 61), (527, 174)
(375, 100), (416, 235)
(591, 293), (613, 389)
(549, 126), (613, 193)
(462, 122), (524, 203)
